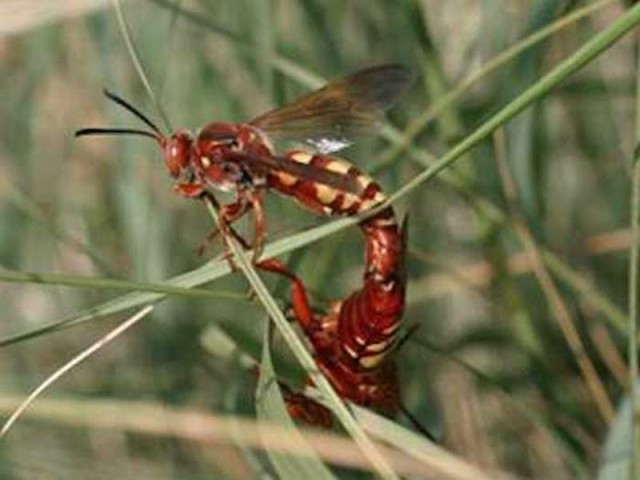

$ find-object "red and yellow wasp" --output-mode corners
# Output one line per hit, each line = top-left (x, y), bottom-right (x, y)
(77, 64), (413, 427)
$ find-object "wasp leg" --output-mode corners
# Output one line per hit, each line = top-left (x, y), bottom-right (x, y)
(252, 364), (333, 428)
(173, 182), (206, 198)
(199, 187), (266, 265)
(280, 383), (333, 428)
(248, 189), (266, 263)
(256, 258), (314, 331)
(197, 210), (252, 257)
(198, 190), (254, 256)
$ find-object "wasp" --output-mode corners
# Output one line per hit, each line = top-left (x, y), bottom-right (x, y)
(77, 64), (413, 425)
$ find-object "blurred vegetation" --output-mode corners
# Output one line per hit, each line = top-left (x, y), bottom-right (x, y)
(0, 0), (639, 478)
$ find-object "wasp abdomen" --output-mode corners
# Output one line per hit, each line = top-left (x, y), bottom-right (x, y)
(268, 151), (391, 218)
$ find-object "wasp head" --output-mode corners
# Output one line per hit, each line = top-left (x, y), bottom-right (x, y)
(163, 129), (194, 180)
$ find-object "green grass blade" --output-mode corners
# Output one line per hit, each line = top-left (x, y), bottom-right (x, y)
(112, 0), (173, 132)
(598, 387), (636, 479)
(0, 220), (354, 347)
(255, 324), (336, 480)
(388, 3), (640, 206)
(352, 406), (503, 480)
(372, 0), (617, 171)
(0, 305), (154, 438)
(629, 27), (640, 480)
(202, 199), (398, 479)
(0, 268), (244, 301)
(0, 179), (115, 275)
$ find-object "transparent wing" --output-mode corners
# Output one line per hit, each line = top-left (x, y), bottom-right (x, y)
(236, 153), (363, 195)
(249, 64), (413, 154)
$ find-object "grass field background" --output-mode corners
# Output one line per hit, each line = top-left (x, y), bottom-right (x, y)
(0, 1), (638, 478)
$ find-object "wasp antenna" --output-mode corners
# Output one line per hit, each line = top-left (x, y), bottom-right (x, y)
(102, 89), (164, 137)
(74, 127), (160, 141)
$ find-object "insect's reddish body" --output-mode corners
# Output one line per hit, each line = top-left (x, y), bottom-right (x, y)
(77, 65), (412, 426)
(174, 122), (407, 417)
(259, 149), (407, 416)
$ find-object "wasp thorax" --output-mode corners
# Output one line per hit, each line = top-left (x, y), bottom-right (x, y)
(191, 122), (247, 192)
(164, 129), (193, 179)
(197, 159), (246, 193)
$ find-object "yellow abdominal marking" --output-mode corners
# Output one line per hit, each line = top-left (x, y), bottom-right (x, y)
(356, 174), (373, 190)
(277, 171), (298, 186)
(381, 323), (401, 335)
(359, 192), (387, 211)
(325, 159), (351, 175)
(360, 199), (377, 211)
(365, 339), (393, 354)
(341, 193), (360, 211)
(200, 156), (211, 168)
(316, 184), (338, 204)
(290, 152), (313, 164)
(354, 335), (367, 346)
(360, 352), (386, 369)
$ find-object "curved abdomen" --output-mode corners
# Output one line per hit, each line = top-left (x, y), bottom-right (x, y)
(267, 151), (406, 412)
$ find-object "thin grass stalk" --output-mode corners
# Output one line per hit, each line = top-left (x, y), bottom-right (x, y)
(156, 0), (182, 100)
(253, 0), (275, 97)
(541, 252), (627, 331)
(0, 238), (276, 347)
(388, 3), (640, 206)
(0, 305), (154, 437)
(409, 335), (588, 472)
(201, 197), (399, 480)
(0, 178), (114, 275)
(493, 129), (614, 423)
(589, 324), (629, 389)
(372, 0), (617, 169)
(629, 28), (640, 480)
(0, 394), (485, 477)
(351, 406), (506, 480)
(0, 269), (244, 301)
(113, 0), (173, 132)
(409, 242), (627, 331)
(255, 321), (336, 480)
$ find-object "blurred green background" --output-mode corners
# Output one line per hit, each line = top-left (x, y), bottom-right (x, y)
(0, 0), (637, 478)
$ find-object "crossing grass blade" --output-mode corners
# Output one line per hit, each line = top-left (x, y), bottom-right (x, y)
(255, 323), (336, 480)
(202, 198), (398, 479)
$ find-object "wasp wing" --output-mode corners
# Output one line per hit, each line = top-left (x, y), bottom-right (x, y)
(236, 153), (363, 195)
(249, 64), (413, 154)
